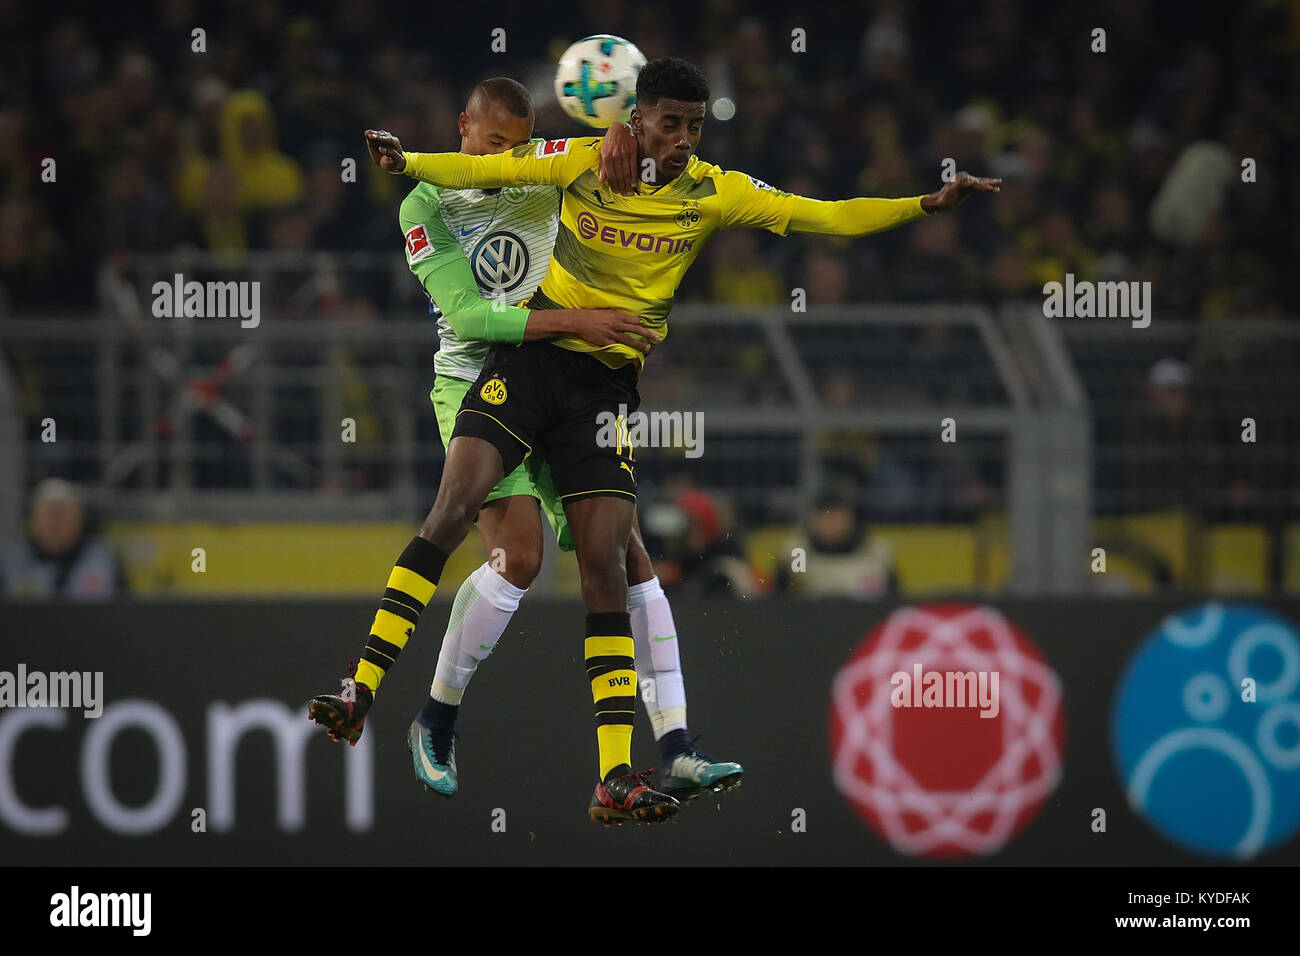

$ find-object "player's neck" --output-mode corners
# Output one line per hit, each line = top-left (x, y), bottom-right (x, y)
(641, 156), (684, 189)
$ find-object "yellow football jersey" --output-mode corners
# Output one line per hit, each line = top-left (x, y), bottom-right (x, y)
(404, 137), (926, 371)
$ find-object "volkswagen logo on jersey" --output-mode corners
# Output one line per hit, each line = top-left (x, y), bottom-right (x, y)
(471, 231), (529, 294)
(1111, 602), (1300, 859)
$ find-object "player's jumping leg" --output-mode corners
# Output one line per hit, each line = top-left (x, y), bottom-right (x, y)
(568, 496), (679, 826)
(627, 517), (743, 801)
(408, 494), (543, 796)
(309, 434), (505, 744)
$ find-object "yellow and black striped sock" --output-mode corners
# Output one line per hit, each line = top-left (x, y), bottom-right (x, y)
(585, 611), (636, 781)
(354, 536), (449, 695)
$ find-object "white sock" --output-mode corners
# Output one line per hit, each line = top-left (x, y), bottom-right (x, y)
(430, 562), (526, 705)
(628, 575), (687, 739)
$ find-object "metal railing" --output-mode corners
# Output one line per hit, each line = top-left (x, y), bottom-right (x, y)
(2, 254), (1101, 591)
(4, 249), (1295, 592)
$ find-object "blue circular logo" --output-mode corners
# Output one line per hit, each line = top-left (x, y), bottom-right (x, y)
(1111, 602), (1300, 859)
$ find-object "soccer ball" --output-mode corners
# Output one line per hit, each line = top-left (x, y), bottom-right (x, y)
(554, 35), (646, 128)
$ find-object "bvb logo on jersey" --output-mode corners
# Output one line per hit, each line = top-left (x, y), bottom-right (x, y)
(674, 207), (701, 229)
(480, 377), (508, 405)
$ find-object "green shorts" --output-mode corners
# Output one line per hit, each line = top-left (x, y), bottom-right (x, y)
(431, 374), (574, 552)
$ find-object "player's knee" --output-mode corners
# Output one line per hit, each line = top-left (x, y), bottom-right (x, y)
(421, 499), (477, 550)
(496, 543), (542, 588)
(577, 551), (628, 606)
(626, 537), (654, 585)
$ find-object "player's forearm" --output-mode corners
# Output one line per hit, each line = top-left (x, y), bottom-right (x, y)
(403, 151), (512, 189)
(450, 298), (585, 344)
(786, 195), (929, 237)
(522, 310), (577, 341)
(413, 254), (530, 343)
(439, 291), (531, 344)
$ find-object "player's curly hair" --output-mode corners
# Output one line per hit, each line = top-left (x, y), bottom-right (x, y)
(636, 57), (710, 108)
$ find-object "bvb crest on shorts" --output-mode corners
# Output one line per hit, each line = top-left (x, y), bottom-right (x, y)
(480, 377), (507, 405)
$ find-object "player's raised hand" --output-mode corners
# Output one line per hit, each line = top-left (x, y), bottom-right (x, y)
(569, 309), (662, 353)
(365, 129), (407, 173)
(921, 172), (1001, 213)
(598, 122), (638, 196)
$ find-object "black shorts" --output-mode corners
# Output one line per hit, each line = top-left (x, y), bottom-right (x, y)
(453, 341), (640, 503)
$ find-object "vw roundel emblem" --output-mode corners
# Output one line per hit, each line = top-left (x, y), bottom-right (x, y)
(472, 231), (530, 294)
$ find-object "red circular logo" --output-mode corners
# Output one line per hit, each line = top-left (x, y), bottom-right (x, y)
(828, 603), (1065, 858)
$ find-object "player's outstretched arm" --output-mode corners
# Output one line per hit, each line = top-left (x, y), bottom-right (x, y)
(367, 129), (409, 172)
(366, 129), (589, 190)
(786, 171), (1000, 237)
(721, 168), (1000, 238)
(918, 172), (1001, 212)
(367, 127), (508, 187)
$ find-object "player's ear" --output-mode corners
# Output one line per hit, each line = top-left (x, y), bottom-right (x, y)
(629, 107), (643, 134)
(457, 112), (470, 138)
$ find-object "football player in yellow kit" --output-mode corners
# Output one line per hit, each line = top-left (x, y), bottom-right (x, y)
(349, 57), (998, 824)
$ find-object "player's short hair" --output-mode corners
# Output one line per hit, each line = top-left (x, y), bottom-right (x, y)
(636, 57), (710, 109)
(468, 77), (534, 119)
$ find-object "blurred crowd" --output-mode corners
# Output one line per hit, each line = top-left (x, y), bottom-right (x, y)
(0, 0), (1293, 314)
(2, 478), (126, 599)
(0, 0), (1297, 565)
(642, 479), (898, 600)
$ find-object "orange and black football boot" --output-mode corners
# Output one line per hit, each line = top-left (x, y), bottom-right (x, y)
(589, 767), (680, 826)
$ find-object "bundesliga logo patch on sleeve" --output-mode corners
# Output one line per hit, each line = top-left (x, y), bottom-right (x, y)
(405, 224), (434, 261)
(535, 138), (571, 159)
